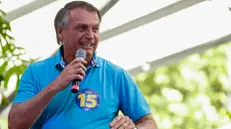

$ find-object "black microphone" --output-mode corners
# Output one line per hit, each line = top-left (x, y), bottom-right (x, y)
(71, 48), (86, 93)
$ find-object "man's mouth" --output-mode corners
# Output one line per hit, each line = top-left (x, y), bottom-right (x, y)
(80, 42), (93, 49)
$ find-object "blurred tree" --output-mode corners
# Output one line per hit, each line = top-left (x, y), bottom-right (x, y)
(135, 43), (231, 129)
(0, 9), (34, 105)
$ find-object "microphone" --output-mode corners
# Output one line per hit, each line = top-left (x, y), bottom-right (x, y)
(71, 48), (86, 93)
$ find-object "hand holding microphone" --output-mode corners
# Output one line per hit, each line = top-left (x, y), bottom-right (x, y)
(53, 49), (86, 93)
(71, 49), (86, 93)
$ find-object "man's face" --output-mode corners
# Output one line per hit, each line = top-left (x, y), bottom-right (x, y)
(58, 8), (100, 63)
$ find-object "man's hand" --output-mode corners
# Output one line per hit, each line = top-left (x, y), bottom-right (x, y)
(52, 58), (87, 92)
(109, 115), (136, 129)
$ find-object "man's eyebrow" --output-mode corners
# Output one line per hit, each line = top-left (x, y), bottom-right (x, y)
(74, 23), (100, 27)
(93, 24), (100, 27)
(74, 23), (87, 26)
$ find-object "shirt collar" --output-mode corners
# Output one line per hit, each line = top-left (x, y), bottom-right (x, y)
(55, 46), (100, 71)
(91, 52), (100, 68)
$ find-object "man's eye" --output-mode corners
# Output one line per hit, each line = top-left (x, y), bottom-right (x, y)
(75, 26), (86, 31)
(93, 27), (99, 32)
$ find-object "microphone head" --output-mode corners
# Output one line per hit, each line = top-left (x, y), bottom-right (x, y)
(76, 48), (86, 59)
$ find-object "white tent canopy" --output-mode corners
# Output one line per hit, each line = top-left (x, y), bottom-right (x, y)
(0, 0), (230, 74)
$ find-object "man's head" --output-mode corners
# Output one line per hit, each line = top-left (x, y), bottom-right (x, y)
(54, 1), (101, 64)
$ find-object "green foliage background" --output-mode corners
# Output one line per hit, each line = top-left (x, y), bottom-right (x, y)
(0, 8), (33, 129)
(135, 43), (231, 129)
(0, 9), (33, 105)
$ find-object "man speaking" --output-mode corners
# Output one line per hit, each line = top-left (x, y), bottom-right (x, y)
(8, 1), (158, 129)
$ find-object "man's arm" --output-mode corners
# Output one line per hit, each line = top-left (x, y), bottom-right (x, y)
(8, 82), (59, 129)
(8, 58), (86, 129)
(135, 114), (158, 129)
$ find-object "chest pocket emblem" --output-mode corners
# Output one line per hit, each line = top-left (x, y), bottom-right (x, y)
(76, 89), (100, 111)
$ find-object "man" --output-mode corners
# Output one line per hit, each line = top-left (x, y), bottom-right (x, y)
(8, 1), (157, 129)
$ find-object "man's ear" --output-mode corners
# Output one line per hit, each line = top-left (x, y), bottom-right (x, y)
(57, 28), (64, 41)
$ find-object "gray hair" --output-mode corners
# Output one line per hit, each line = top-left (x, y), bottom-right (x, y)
(54, 1), (101, 45)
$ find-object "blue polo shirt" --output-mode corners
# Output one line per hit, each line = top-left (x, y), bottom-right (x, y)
(13, 47), (151, 129)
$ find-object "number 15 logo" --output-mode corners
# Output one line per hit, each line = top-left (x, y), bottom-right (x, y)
(76, 89), (100, 111)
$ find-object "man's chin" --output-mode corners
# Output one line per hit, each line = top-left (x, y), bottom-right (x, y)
(85, 50), (93, 57)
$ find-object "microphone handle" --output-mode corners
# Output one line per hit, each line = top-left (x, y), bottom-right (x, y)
(71, 80), (80, 93)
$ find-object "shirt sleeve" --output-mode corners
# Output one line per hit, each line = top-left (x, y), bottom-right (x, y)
(118, 69), (151, 122)
(13, 64), (39, 104)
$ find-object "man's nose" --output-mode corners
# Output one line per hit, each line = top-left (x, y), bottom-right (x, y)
(85, 29), (94, 40)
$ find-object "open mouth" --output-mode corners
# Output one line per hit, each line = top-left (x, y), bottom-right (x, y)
(80, 42), (93, 49)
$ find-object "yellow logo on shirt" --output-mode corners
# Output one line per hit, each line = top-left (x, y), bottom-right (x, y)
(76, 89), (100, 111)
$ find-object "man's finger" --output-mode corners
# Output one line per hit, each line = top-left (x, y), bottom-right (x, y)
(75, 68), (85, 77)
(124, 124), (133, 129)
(109, 116), (122, 127)
(111, 117), (127, 129)
(74, 63), (86, 71)
(70, 58), (87, 65)
(74, 74), (84, 81)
